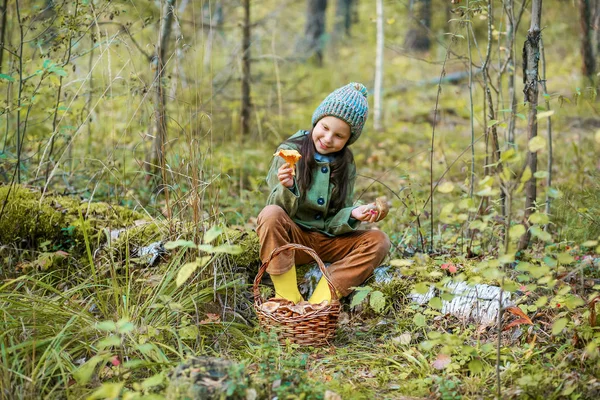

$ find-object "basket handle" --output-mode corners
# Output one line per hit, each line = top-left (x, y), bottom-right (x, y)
(253, 243), (338, 305)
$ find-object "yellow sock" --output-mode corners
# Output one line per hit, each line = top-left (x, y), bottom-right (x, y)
(308, 276), (340, 304)
(270, 266), (303, 304)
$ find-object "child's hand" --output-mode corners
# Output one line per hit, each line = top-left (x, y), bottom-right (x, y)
(351, 204), (380, 223)
(277, 163), (295, 188)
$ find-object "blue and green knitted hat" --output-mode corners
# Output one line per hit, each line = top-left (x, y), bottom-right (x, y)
(311, 82), (369, 145)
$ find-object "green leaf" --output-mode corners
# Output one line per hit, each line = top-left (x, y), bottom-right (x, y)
(509, 224), (526, 240)
(528, 136), (547, 152)
(197, 244), (214, 252)
(535, 296), (548, 307)
(530, 226), (552, 242)
(204, 225), (223, 244)
(428, 297), (443, 310)
(551, 317), (568, 335)
(73, 355), (105, 384)
(176, 256), (211, 287)
(501, 148), (518, 163)
(43, 59), (52, 69)
(487, 119), (499, 127)
(369, 290), (386, 313)
(498, 253), (515, 264)
(350, 287), (372, 308)
(389, 259), (413, 267)
(581, 240), (598, 247)
(413, 282), (430, 295)
(210, 244), (243, 254)
(96, 320), (117, 332)
(52, 68), (67, 77)
(547, 187), (562, 199)
(164, 240), (196, 250)
(88, 382), (124, 400)
(178, 325), (199, 339)
(0, 73), (15, 82)
(141, 373), (164, 390)
(534, 170), (549, 179)
(413, 313), (426, 327)
(116, 318), (134, 333)
(97, 335), (121, 349)
(468, 358), (483, 374)
(557, 252), (574, 265)
(529, 212), (550, 225)
(563, 294), (585, 309)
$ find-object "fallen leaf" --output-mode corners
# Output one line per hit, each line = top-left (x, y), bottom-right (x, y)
(432, 353), (451, 370)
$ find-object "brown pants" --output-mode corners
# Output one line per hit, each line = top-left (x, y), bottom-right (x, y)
(256, 205), (391, 297)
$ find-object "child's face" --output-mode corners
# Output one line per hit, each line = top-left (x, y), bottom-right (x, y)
(312, 116), (351, 155)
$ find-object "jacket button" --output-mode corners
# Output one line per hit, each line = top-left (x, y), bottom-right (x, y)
(317, 197), (325, 205)
(321, 166), (328, 173)
(315, 213), (322, 220)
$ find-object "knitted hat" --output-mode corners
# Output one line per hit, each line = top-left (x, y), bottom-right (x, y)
(311, 82), (369, 145)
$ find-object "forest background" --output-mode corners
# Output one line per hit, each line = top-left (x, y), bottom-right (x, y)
(1, 0), (600, 399)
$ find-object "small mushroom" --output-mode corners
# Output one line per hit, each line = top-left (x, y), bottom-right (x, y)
(273, 149), (302, 176)
(375, 196), (390, 221)
(261, 301), (281, 314)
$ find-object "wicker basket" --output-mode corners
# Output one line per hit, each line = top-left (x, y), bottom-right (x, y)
(253, 243), (341, 347)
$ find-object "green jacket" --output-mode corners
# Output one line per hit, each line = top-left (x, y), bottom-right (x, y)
(266, 130), (360, 237)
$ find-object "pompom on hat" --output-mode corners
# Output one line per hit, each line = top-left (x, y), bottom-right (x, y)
(311, 82), (369, 145)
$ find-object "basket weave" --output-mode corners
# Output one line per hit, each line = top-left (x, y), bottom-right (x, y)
(253, 244), (341, 346)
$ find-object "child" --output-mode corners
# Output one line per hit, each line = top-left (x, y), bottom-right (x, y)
(257, 82), (391, 304)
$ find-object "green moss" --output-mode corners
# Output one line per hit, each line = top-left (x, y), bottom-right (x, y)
(224, 229), (260, 272)
(0, 185), (69, 249)
(0, 184), (146, 256)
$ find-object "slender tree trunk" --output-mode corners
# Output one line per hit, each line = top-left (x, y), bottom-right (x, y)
(241, 0), (251, 136)
(594, 0), (600, 61)
(505, 0), (517, 147)
(580, 0), (595, 83)
(374, 0), (383, 132)
(0, 0), (8, 73)
(518, 0), (543, 251)
(334, 0), (353, 37)
(304, 0), (328, 66)
(540, 38), (553, 220)
(152, 0), (175, 202)
(404, 0), (431, 52)
(15, 0), (24, 184)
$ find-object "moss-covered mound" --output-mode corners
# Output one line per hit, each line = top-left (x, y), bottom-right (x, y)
(0, 184), (145, 253)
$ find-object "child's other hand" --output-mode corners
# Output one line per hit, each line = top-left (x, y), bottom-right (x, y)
(277, 163), (295, 188)
(351, 204), (380, 223)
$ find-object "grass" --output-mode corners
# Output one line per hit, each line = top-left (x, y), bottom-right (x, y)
(2, 1), (600, 399)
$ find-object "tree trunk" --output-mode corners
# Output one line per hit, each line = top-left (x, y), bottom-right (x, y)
(151, 0), (175, 195)
(0, 0), (8, 74)
(373, 0), (383, 132)
(334, 0), (353, 37)
(241, 0), (251, 136)
(518, 0), (543, 251)
(580, 0), (595, 83)
(403, 0), (431, 52)
(304, 0), (328, 66)
(504, 0), (517, 147)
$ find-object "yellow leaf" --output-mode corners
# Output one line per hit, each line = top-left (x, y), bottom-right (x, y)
(437, 181), (455, 193)
(528, 136), (546, 152)
(536, 110), (555, 120)
(521, 166), (532, 183)
(509, 224), (526, 239)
